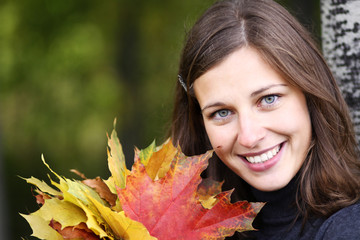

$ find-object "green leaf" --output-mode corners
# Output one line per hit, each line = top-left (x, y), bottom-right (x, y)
(138, 140), (156, 166)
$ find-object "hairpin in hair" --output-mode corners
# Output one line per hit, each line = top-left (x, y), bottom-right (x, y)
(178, 74), (188, 92)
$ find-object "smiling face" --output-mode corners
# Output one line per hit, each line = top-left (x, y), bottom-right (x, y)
(194, 47), (312, 192)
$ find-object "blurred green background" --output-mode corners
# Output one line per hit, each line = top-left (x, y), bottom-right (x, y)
(0, 0), (319, 239)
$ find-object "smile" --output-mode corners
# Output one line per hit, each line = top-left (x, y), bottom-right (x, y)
(244, 145), (281, 164)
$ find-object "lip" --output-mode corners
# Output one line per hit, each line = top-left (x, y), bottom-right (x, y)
(241, 144), (281, 157)
(239, 142), (285, 172)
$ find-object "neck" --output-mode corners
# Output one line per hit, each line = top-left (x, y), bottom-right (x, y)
(250, 175), (301, 231)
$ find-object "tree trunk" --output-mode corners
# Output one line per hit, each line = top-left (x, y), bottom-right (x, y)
(321, 0), (360, 145)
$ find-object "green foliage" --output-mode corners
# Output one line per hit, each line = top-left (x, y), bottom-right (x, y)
(0, 0), (212, 239)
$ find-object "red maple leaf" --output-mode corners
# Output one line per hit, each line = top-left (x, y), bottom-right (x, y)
(118, 150), (264, 240)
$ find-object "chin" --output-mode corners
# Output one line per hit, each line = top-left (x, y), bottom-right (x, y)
(250, 177), (292, 192)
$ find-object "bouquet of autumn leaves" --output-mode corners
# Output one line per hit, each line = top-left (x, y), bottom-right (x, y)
(21, 124), (264, 240)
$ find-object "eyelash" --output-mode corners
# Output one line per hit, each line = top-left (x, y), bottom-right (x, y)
(209, 109), (232, 121)
(258, 94), (280, 108)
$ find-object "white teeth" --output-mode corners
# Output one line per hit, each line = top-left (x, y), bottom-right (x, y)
(272, 148), (277, 156)
(245, 145), (281, 164)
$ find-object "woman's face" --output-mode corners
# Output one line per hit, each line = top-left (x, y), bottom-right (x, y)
(194, 47), (312, 192)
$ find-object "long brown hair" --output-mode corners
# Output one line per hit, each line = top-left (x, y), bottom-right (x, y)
(171, 0), (360, 222)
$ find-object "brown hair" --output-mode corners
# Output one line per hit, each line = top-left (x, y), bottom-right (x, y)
(171, 0), (360, 223)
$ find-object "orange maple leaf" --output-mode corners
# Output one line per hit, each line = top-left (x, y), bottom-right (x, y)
(118, 147), (264, 240)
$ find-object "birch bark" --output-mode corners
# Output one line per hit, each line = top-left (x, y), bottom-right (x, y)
(321, 0), (360, 144)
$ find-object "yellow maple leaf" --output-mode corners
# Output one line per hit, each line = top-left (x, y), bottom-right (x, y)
(107, 119), (127, 189)
(20, 214), (64, 240)
(33, 198), (87, 229)
(88, 194), (156, 240)
(138, 139), (177, 180)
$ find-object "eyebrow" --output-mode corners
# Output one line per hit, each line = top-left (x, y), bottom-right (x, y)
(201, 102), (226, 113)
(201, 83), (288, 112)
(250, 84), (287, 97)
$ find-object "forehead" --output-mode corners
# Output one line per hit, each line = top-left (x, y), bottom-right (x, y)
(193, 47), (287, 100)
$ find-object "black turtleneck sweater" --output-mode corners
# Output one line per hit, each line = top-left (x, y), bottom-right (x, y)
(238, 176), (360, 239)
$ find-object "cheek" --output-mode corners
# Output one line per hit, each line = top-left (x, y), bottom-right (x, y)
(293, 107), (311, 132)
(204, 125), (222, 148)
(204, 123), (236, 153)
(274, 100), (312, 147)
(270, 113), (310, 142)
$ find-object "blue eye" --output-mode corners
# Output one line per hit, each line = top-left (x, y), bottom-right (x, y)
(216, 109), (230, 118)
(261, 95), (278, 105)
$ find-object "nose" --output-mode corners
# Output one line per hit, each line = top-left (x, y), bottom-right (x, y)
(236, 113), (265, 149)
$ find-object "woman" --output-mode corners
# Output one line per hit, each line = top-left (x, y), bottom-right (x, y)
(170, 0), (360, 239)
